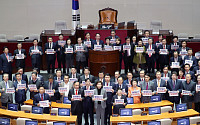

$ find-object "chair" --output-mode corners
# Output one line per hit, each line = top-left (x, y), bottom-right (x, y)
(50, 108), (58, 115)
(161, 106), (172, 113)
(99, 7), (118, 27)
(157, 118), (172, 125)
(0, 39), (8, 42)
(132, 109), (142, 115)
(21, 105), (32, 112)
(29, 34), (40, 41)
(189, 116), (200, 124)
(150, 20), (162, 33)
(16, 118), (31, 125)
(55, 20), (67, 33)
(14, 35), (24, 41)
(194, 34), (200, 39)
(0, 34), (8, 42)
(178, 33), (188, 39)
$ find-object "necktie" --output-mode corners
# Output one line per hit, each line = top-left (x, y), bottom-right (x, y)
(149, 45), (152, 57)
(35, 46), (37, 50)
(127, 44), (130, 56)
(163, 45), (165, 49)
(107, 83), (108, 86)
(173, 81), (175, 89)
(73, 74), (75, 78)
(6, 54), (9, 61)
(175, 43), (177, 51)
(75, 89), (78, 95)
(142, 78), (143, 81)
(5, 82), (8, 89)
(165, 74), (167, 77)
(146, 83), (149, 90)
(158, 80), (160, 87)
(119, 85), (122, 89)
(87, 86), (89, 90)
(41, 94), (44, 101)
(50, 83), (52, 90)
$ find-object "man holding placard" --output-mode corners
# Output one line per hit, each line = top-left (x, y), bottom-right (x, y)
(184, 64), (195, 81)
(0, 73), (14, 107)
(193, 60), (200, 77)
(184, 48), (197, 70)
(84, 32), (93, 67)
(64, 38), (74, 74)
(170, 36), (181, 56)
(68, 81), (84, 125)
(14, 42), (27, 70)
(28, 72), (41, 99)
(113, 76), (128, 96)
(91, 33), (104, 50)
(170, 51), (182, 74)
(194, 75), (200, 113)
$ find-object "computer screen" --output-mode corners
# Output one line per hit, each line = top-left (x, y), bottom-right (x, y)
(58, 108), (70, 116)
(0, 118), (10, 125)
(7, 103), (18, 111)
(120, 108), (132, 116)
(127, 98), (133, 104)
(25, 120), (38, 125)
(63, 97), (71, 104)
(148, 121), (161, 125)
(32, 106), (43, 114)
(53, 122), (67, 125)
(118, 122), (131, 125)
(150, 95), (161, 102)
(177, 118), (190, 125)
(176, 103), (187, 112)
(149, 107), (161, 115)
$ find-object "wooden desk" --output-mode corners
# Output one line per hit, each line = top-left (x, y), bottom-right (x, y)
(24, 99), (33, 105)
(0, 109), (77, 124)
(110, 109), (199, 124)
(126, 100), (173, 109)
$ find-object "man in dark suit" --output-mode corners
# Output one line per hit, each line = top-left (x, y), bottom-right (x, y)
(158, 38), (171, 72)
(178, 40), (189, 55)
(43, 75), (59, 102)
(84, 32), (93, 67)
(13, 72), (27, 110)
(13, 67), (28, 84)
(193, 60), (200, 76)
(0, 47), (13, 80)
(29, 39), (43, 72)
(155, 34), (163, 71)
(145, 38), (156, 73)
(111, 89), (127, 114)
(111, 70), (120, 84)
(184, 48), (197, 70)
(29, 72), (42, 99)
(82, 78), (94, 125)
(69, 66), (80, 81)
(14, 42), (27, 70)
(33, 85), (51, 114)
(108, 30), (119, 45)
(136, 70), (145, 86)
(91, 33), (104, 50)
(184, 64), (195, 81)
(94, 71), (105, 85)
(56, 34), (66, 73)
(68, 81), (84, 125)
(29, 68), (44, 84)
(170, 51), (183, 74)
(123, 72), (133, 87)
(181, 74), (196, 109)
(103, 73), (115, 125)
(170, 36), (181, 56)
(64, 38), (74, 74)
(161, 66), (171, 79)
(54, 69), (64, 85)
(166, 72), (182, 104)
(44, 37), (57, 74)
(79, 67), (95, 83)
(122, 36), (134, 74)
(113, 76), (128, 96)
(152, 71), (167, 100)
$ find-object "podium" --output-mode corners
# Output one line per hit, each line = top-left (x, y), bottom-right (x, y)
(89, 50), (119, 76)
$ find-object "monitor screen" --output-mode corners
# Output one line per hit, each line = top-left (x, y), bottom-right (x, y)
(32, 106), (43, 114)
(149, 107), (161, 115)
(7, 103), (18, 111)
(176, 103), (187, 112)
(58, 108), (70, 116)
(127, 98), (133, 104)
(120, 108), (132, 116)
(177, 118), (190, 125)
(118, 122), (131, 125)
(0, 118), (10, 125)
(150, 95), (161, 102)
(25, 120), (38, 125)
(63, 97), (71, 104)
(148, 121), (161, 125)
(53, 122), (67, 125)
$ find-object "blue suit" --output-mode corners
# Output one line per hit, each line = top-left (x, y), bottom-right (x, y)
(14, 80), (26, 109)
(113, 83), (128, 95)
(184, 55), (197, 70)
(13, 74), (28, 86)
(91, 40), (104, 50)
(0, 53), (13, 80)
(33, 93), (50, 114)
(29, 46), (43, 71)
(145, 44), (156, 73)
(152, 79), (167, 100)
(54, 76), (64, 85)
(82, 86), (94, 125)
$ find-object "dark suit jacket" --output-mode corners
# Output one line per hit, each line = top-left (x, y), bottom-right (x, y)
(29, 74), (44, 84)
(44, 42), (56, 60)
(14, 49), (27, 68)
(166, 79), (182, 102)
(145, 44), (156, 61)
(68, 88), (84, 113)
(13, 80), (26, 103)
(82, 86), (94, 109)
(29, 79), (42, 99)
(79, 74), (95, 83)
(33, 93), (50, 114)
(91, 40), (104, 50)
(158, 45), (171, 64)
(13, 74), (28, 85)
(69, 73), (80, 81)
(111, 95), (127, 114)
(170, 42), (181, 56)
(170, 56), (183, 68)
(152, 79), (167, 99)
(113, 83), (128, 95)
(103, 82), (115, 105)
(182, 81), (196, 102)
(64, 44), (74, 59)
(43, 80), (59, 101)
(178, 47), (189, 54)
(0, 53), (12, 72)
(29, 46), (43, 64)
(184, 71), (195, 82)
(122, 43), (134, 59)
(184, 55), (197, 68)
(54, 76), (64, 84)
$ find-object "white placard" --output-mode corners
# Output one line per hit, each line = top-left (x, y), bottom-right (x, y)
(58, 87), (67, 93)
(169, 91), (179, 96)
(182, 90), (191, 95)
(156, 42), (162, 47)
(196, 70), (200, 75)
(76, 46), (84, 51)
(171, 62), (180, 68)
(178, 79), (186, 83)
(123, 45), (131, 51)
(110, 39), (116, 44)
(46, 49), (54, 54)
(157, 87), (166, 93)
(161, 77), (170, 81)
(84, 41), (91, 47)
(69, 78), (77, 83)
(185, 60), (193, 67)
(136, 47), (144, 53)
(17, 84), (26, 89)
(45, 89), (54, 96)
(195, 52), (200, 59)
(180, 51), (188, 56)
(147, 49), (154, 54)
(58, 40), (66, 46)
(196, 85), (200, 91)
(142, 90), (152, 96)
(82, 81), (86, 86)
(28, 84), (37, 91)
(171, 45), (179, 50)
(115, 99), (124, 104)
(104, 46), (113, 51)
(113, 46), (121, 51)
(39, 100), (49, 107)
(94, 45), (102, 51)
(6, 88), (15, 93)
(16, 54), (24, 59)
(160, 49), (168, 55)
(142, 38), (148, 44)
(94, 95), (103, 101)
(8, 56), (14, 62)
(65, 48), (73, 53)
(72, 95), (81, 100)
(84, 90), (94, 96)
(131, 90), (140, 96)
(31, 50), (40, 54)
(103, 86), (112, 92)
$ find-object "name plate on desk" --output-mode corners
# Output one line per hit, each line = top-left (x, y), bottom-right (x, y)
(6, 88), (15, 93)
(28, 84), (37, 91)
(84, 41), (91, 47)
(94, 45), (102, 51)
(182, 90), (191, 95)
(45, 89), (54, 96)
(99, 24), (114, 29)
(84, 90), (94, 96)
(141, 38), (148, 44)
(185, 60), (193, 66)
(104, 46), (113, 51)
(103, 86), (112, 92)
(196, 85), (200, 91)
(17, 84), (26, 89)
(115, 99), (124, 104)
(171, 62), (180, 68)
(58, 40), (66, 46)
(31, 50), (39, 54)
(123, 45), (131, 51)
(65, 48), (73, 53)
(169, 91), (179, 96)
(142, 90), (152, 96)
(16, 54), (24, 59)
(136, 47), (144, 53)
(113, 46), (121, 51)
(157, 87), (166, 93)
(160, 49), (168, 55)
(94, 95), (103, 101)
(72, 95), (81, 100)
(76, 46), (84, 51)
(47, 49), (54, 54)
(58, 87), (67, 93)
(131, 90), (140, 96)
(171, 45), (179, 50)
